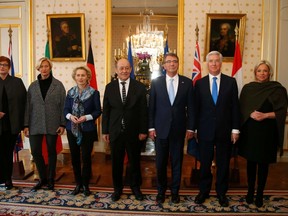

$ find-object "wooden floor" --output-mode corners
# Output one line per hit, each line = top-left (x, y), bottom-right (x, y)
(13, 148), (288, 191)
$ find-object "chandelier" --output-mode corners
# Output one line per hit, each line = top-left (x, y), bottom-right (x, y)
(139, 8), (154, 33)
(127, 8), (168, 63)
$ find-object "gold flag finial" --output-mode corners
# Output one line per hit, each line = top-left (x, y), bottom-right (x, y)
(234, 23), (239, 42)
(8, 25), (13, 41)
(195, 23), (199, 42)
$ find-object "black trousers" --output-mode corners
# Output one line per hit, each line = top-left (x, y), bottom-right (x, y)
(29, 134), (57, 180)
(198, 139), (232, 196)
(246, 160), (269, 194)
(110, 132), (142, 192)
(0, 132), (17, 183)
(67, 130), (95, 186)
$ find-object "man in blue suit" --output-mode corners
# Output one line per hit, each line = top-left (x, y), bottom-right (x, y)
(149, 53), (195, 204)
(194, 51), (240, 207)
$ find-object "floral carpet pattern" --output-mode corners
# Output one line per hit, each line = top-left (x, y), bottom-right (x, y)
(0, 185), (288, 215)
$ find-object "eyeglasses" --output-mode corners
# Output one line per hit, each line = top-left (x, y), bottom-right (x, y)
(0, 63), (9, 67)
(165, 60), (179, 64)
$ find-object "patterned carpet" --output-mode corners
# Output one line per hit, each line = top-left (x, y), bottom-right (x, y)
(0, 183), (288, 216)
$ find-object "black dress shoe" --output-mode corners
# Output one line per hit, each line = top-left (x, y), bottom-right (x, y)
(83, 185), (91, 196)
(218, 195), (229, 207)
(195, 193), (209, 204)
(47, 179), (54, 190)
(132, 188), (144, 201)
(5, 180), (13, 190)
(171, 194), (180, 204)
(245, 192), (254, 204)
(72, 185), (82, 195)
(111, 191), (122, 201)
(31, 179), (47, 192)
(255, 194), (263, 208)
(156, 193), (165, 203)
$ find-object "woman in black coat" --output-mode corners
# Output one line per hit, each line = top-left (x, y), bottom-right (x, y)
(0, 56), (26, 189)
(239, 60), (288, 207)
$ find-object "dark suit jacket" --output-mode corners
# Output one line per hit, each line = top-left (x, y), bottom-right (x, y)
(148, 75), (194, 139)
(0, 75), (27, 135)
(102, 79), (148, 143)
(194, 73), (240, 142)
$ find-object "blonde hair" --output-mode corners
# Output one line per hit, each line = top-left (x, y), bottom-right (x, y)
(35, 57), (53, 71)
(254, 60), (273, 79)
(72, 66), (92, 82)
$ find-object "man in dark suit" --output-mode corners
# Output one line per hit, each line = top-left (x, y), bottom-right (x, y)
(149, 53), (194, 204)
(102, 58), (148, 202)
(194, 51), (240, 207)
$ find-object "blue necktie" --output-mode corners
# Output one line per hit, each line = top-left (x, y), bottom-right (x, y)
(212, 77), (218, 104)
(168, 78), (175, 105)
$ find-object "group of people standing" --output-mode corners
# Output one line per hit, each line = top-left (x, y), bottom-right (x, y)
(0, 50), (287, 209)
(0, 56), (102, 197)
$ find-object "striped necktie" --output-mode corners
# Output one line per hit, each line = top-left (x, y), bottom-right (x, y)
(121, 81), (126, 104)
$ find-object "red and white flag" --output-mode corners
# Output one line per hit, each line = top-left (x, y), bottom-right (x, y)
(192, 41), (201, 86)
(231, 41), (243, 94)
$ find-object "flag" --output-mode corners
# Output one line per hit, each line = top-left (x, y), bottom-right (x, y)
(231, 41), (243, 95)
(13, 133), (24, 162)
(42, 40), (63, 165)
(45, 40), (50, 59)
(8, 39), (15, 76)
(9, 33), (22, 160)
(192, 41), (201, 86)
(87, 42), (98, 90)
(127, 38), (135, 79)
(162, 38), (169, 75)
(164, 38), (169, 55)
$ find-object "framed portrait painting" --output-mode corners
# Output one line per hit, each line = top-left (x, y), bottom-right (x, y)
(47, 13), (86, 61)
(204, 13), (246, 62)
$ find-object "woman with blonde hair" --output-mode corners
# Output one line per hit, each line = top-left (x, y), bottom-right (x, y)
(239, 60), (288, 207)
(24, 57), (66, 191)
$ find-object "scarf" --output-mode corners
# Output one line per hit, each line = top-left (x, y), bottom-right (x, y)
(68, 85), (95, 145)
(240, 81), (288, 149)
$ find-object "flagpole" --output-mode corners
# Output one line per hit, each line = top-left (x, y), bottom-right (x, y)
(194, 23), (200, 173)
(88, 24), (91, 46)
(8, 25), (15, 77)
(230, 23), (241, 184)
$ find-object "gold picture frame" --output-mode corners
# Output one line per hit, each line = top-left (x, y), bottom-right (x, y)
(204, 13), (246, 62)
(47, 13), (86, 61)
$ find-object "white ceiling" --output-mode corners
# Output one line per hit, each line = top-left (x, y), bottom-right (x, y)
(111, 0), (178, 15)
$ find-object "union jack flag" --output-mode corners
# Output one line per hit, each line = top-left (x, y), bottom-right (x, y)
(192, 41), (201, 86)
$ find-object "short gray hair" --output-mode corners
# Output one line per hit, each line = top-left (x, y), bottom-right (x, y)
(72, 65), (92, 82)
(206, 51), (223, 62)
